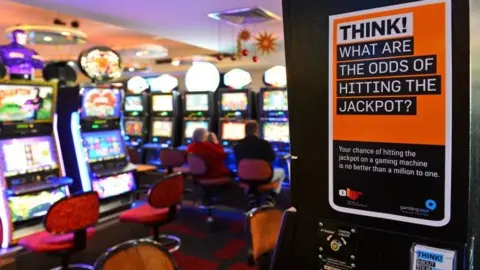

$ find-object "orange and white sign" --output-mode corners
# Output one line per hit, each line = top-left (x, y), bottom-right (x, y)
(328, 0), (451, 227)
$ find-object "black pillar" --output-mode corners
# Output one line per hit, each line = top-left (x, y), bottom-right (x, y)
(274, 0), (476, 269)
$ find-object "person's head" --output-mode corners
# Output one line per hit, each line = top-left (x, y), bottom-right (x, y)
(245, 120), (259, 137)
(192, 128), (208, 143)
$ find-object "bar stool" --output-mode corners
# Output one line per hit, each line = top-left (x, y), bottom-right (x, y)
(246, 206), (283, 269)
(187, 153), (233, 223)
(94, 239), (179, 270)
(237, 159), (281, 208)
(160, 148), (189, 174)
(119, 172), (184, 253)
(19, 192), (100, 270)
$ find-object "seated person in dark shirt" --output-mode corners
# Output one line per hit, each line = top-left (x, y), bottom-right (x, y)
(234, 121), (285, 205)
(187, 128), (231, 179)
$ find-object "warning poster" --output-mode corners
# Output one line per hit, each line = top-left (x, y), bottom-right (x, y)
(328, 0), (451, 227)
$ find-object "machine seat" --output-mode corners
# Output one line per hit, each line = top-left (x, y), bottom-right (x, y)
(19, 228), (96, 253)
(120, 205), (180, 225)
(239, 181), (280, 192)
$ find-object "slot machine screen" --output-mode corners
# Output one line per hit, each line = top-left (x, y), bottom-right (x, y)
(0, 84), (54, 122)
(0, 136), (59, 178)
(152, 120), (173, 137)
(124, 96), (143, 112)
(82, 130), (126, 163)
(125, 120), (143, 136)
(263, 90), (288, 111)
(263, 122), (290, 143)
(81, 88), (122, 118)
(8, 186), (68, 222)
(152, 95), (173, 112)
(221, 122), (246, 141)
(92, 172), (136, 199)
(186, 93), (209, 111)
(221, 92), (248, 111)
(184, 121), (209, 139)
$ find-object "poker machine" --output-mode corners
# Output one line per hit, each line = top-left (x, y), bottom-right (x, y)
(259, 66), (291, 184)
(0, 80), (72, 247)
(56, 47), (136, 213)
(180, 91), (217, 148)
(217, 68), (257, 172)
(143, 74), (182, 166)
(123, 76), (150, 162)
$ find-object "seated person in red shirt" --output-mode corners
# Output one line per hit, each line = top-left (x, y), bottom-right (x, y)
(186, 128), (231, 179)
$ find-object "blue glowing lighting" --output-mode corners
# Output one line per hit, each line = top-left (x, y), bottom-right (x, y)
(71, 112), (91, 192)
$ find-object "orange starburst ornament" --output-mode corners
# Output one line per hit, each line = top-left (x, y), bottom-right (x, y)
(238, 28), (252, 41)
(255, 31), (277, 55)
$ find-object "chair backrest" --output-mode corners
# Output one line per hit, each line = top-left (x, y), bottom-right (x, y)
(94, 239), (179, 270)
(247, 206), (283, 261)
(160, 149), (186, 168)
(187, 153), (207, 176)
(148, 172), (184, 209)
(238, 159), (272, 182)
(127, 147), (140, 164)
(44, 192), (100, 234)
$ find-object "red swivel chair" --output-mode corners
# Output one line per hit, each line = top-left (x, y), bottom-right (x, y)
(160, 148), (189, 174)
(187, 153), (233, 223)
(119, 172), (184, 252)
(19, 192), (100, 270)
(237, 159), (281, 208)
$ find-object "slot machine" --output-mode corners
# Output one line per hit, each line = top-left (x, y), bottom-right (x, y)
(56, 46), (136, 213)
(217, 68), (256, 172)
(0, 80), (72, 247)
(123, 76), (150, 162)
(181, 61), (221, 149)
(143, 74), (181, 166)
(180, 91), (216, 149)
(259, 65), (291, 184)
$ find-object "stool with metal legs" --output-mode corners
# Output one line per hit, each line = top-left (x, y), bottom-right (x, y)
(19, 192), (100, 270)
(119, 172), (184, 252)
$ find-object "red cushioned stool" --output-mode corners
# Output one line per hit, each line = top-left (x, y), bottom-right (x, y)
(160, 148), (189, 174)
(238, 159), (281, 208)
(119, 172), (184, 253)
(187, 154), (233, 224)
(19, 192), (100, 270)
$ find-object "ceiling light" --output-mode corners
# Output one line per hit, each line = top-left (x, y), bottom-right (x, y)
(67, 61), (75, 67)
(61, 31), (71, 36)
(171, 60), (180, 66)
(43, 36), (52, 42)
(135, 50), (149, 56)
(129, 67), (135, 72)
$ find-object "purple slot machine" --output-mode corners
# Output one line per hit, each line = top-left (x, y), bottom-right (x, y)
(0, 80), (72, 247)
(56, 47), (136, 214)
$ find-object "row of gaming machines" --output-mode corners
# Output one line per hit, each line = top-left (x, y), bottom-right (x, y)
(0, 47), (137, 248)
(122, 76), (290, 179)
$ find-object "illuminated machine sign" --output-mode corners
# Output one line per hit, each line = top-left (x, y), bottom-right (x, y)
(264, 65), (287, 87)
(224, 69), (252, 89)
(148, 74), (178, 92)
(78, 46), (122, 82)
(185, 62), (220, 92)
(127, 76), (149, 94)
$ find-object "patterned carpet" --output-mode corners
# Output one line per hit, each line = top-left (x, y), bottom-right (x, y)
(4, 206), (261, 270)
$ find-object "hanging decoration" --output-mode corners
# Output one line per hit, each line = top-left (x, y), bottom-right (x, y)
(255, 31), (277, 55)
(236, 28), (252, 59)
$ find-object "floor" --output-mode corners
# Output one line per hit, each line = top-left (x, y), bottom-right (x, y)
(1, 178), (290, 270)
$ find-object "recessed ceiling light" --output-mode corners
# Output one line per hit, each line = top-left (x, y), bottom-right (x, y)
(43, 36), (52, 42)
(67, 61), (75, 67)
(61, 31), (71, 36)
(171, 60), (180, 66)
(129, 67), (135, 72)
